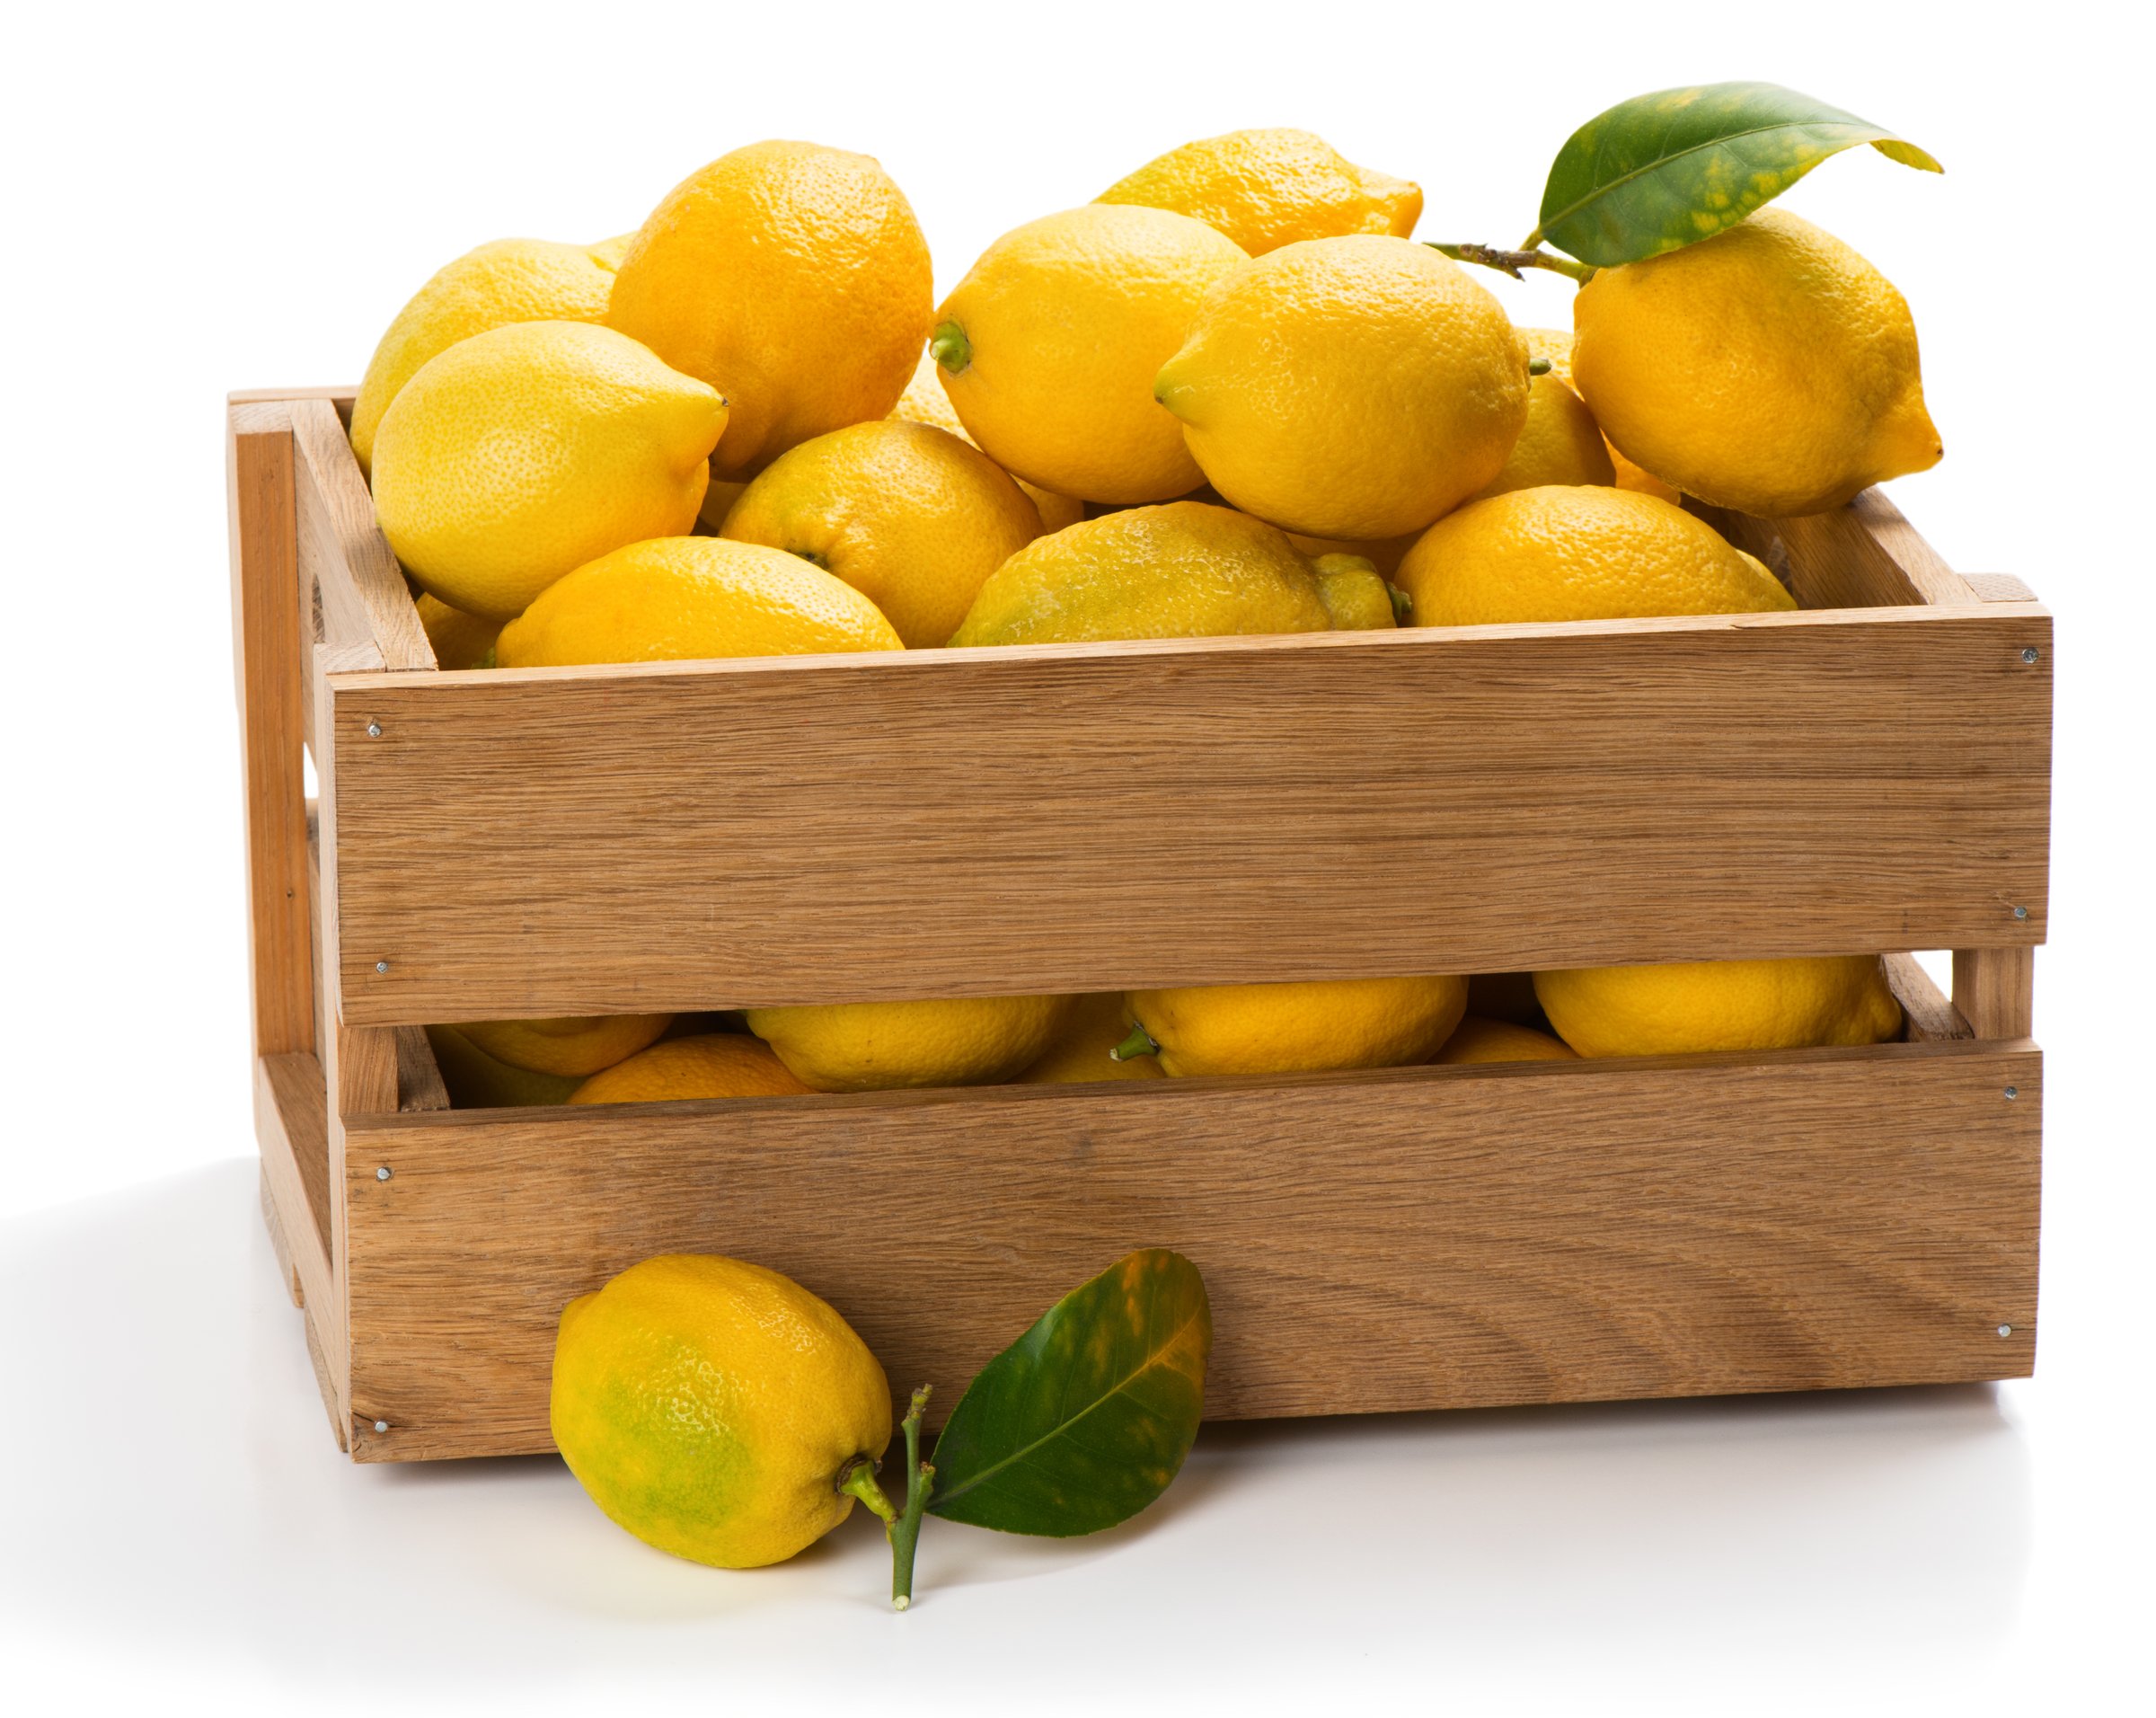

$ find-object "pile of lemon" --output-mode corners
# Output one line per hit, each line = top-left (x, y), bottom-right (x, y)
(364, 129), (1933, 1101)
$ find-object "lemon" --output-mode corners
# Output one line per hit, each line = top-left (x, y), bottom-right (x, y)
(1156, 236), (1530, 538)
(1284, 530), (1418, 577)
(1015, 992), (1165, 1084)
(552, 1254), (891, 1569)
(1118, 975), (1467, 1077)
(1394, 487), (1795, 626)
(950, 500), (1330, 646)
(697, 476), (752, 535)
(608, 141), (932, 480)
(569, 1035), (814, 1103)
(746, 995), (1074, 1093)
(497, 537), (903, 668)
(932, 206), (1247, 503)
(1571, 209), (1941, 517)
(1097, 128), (1422, 255)
(424, 1024), (583, 1108)
(414, 593), (502, 670)
(370, 321), (726, 619)
(1519, 327), (1678, 502)
(348, 236), (629, 474)
(1310, 553), (1400, 631)
(454, 1013), (672, 1077)
(1474, 372), (1615, 499)
(1535, 956), (1903, 1058)
(720, 420), (1042, 648)
(1433, 1017), (1578, 1064)
(892, 350), (1086, 532)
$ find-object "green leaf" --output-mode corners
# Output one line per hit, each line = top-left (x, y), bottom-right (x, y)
(928, 1249), (1210, 1536)
(1532, 82), (1941, 268)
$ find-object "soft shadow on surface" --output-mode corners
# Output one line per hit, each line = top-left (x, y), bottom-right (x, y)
(0, 1159), (2034, 1692)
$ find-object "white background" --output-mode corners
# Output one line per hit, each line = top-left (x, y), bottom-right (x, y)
(3, 1), (2150, 1710)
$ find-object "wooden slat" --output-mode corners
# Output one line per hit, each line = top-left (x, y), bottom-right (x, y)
(1776, 490), (1978, 609)
(260, 1164), (303, 1308)
(395, 1025), (454, 1112)
(255, 1050), (348, 1444)
(229, 408), (314, 1057)
(324, 603), (2052, 1024)
(342, 1038), (2040, 1462)
(231, 385), (358, 410)
(1965, 573), (2038, 604)
(1884, 953), (1972, 1042)
(1955, 946), (2036, 1040)
(288, 397), (434, 671)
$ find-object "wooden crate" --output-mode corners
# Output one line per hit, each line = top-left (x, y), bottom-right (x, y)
(229, 388), (2050, 1464)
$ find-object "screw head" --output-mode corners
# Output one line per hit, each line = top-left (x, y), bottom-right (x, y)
(2020, 647), (2038, 664)
(376, 1165), (393, 1182)
(2012, 906), (2028, 920)
(2003, 1085), (2019, 1100)
(366, 720), (383, 738)
(376, 959), (390, 974)
(1997, 1325), (2013, 1339)
(373, 1420), (390, 1433)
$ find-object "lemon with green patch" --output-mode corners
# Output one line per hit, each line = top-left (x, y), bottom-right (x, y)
(552, 1254), (892, 1568)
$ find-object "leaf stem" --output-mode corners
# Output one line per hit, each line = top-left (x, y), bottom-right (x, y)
(1110, 1023), (1160, 1064)
(1427, 242), (1597, 286)
(888, 1386), (934, 1610)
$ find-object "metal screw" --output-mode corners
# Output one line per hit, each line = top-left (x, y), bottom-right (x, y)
(366, 720), (383, 737)
(1997, 1325), (2013, 1339)
(376, 1165), (393, 1182)
(2012, 906), (2028, 920)
(2003, 1086), (2018, 1100)
(376, 960), (390, 974)
(373, 1420), (390, 1433)
(2020, 647), (2038, 664)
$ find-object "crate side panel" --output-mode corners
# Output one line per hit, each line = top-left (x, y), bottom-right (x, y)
(329, 607), (2050, 1024)
(345, 1042), (2039, 1462)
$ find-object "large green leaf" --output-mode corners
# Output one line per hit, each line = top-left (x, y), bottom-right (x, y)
(928, 1249), (1210, 1536)
(1533, 82), (1941, 267)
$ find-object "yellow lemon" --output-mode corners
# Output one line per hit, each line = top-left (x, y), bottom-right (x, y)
(932, 206), (1247, 503)
(1571, 209), (1941, 517)
(1015, 992), (1166, 1084)
(1474, 372), (1615, 498)
(370, 321), (726, 619)
(1519, 327), (1679, 502)
(608, 140), (932, 480)
(454, 1013), (672, 1077)
(414, 593), (502, 670)
(349, 236), (628, 474)
(1534, 956), (1904, 1058)
(1394, 487), (1795, 626)
(892, 350), (1086, 532)
(1284, 530), (1418, 577)
(552, 1254), (891, 1569)
(498, 537), (903, 668)
(746, 995), (1074, 1093)
(1310, 553), (1401, 631)
(720, 419), (1042, 648)
(950, 500), (1329, 646)
(569, 1035), (815, 1103)
(424, 1024), (584, 1108)
(1117, 975), (1467, 1077)
(1097, 128), (1422, 255)
(1155, 236), (1531, 539)
(1433, 1017), (1579, 1064)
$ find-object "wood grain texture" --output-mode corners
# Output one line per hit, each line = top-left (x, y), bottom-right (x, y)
(342, 1039), (2040, 1462)
(228, 410), (314, 1057)
(1885, 953), (1972, 1042)
(1776, 491), (1977, 609)
(394, 1025), (452, 1112)
(1955, 946), (2036, 1040)
(1966, 573), (2038, 604)
(288, 397), (434, 672)
(255, 1050), (344, 1433)
(260, 1164), (303, 1308)
(325, 604), (2052, 1027)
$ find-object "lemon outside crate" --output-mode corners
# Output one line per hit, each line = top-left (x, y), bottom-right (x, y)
(228, 388), (2050, 1464)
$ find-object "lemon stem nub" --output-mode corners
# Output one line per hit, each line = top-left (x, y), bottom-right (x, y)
(929, 321), (972, 376)
(1527, 357), (1552, 376)
(1110, 1023), (1160, 1063)
(888, 1386), (934, 1611)
(837, 1457), (897, 1526)
(1387, 582), (1413, 623)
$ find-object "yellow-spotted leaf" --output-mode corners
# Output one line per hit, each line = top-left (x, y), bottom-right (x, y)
(926, 1249), (1210, 1536)
(1532, 82), (1941, 267)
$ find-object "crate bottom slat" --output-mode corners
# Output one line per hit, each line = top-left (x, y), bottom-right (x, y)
(333, 1035), (2038, 1464)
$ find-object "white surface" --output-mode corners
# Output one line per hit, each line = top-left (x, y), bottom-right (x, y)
(3, 0), (2151, 1709)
